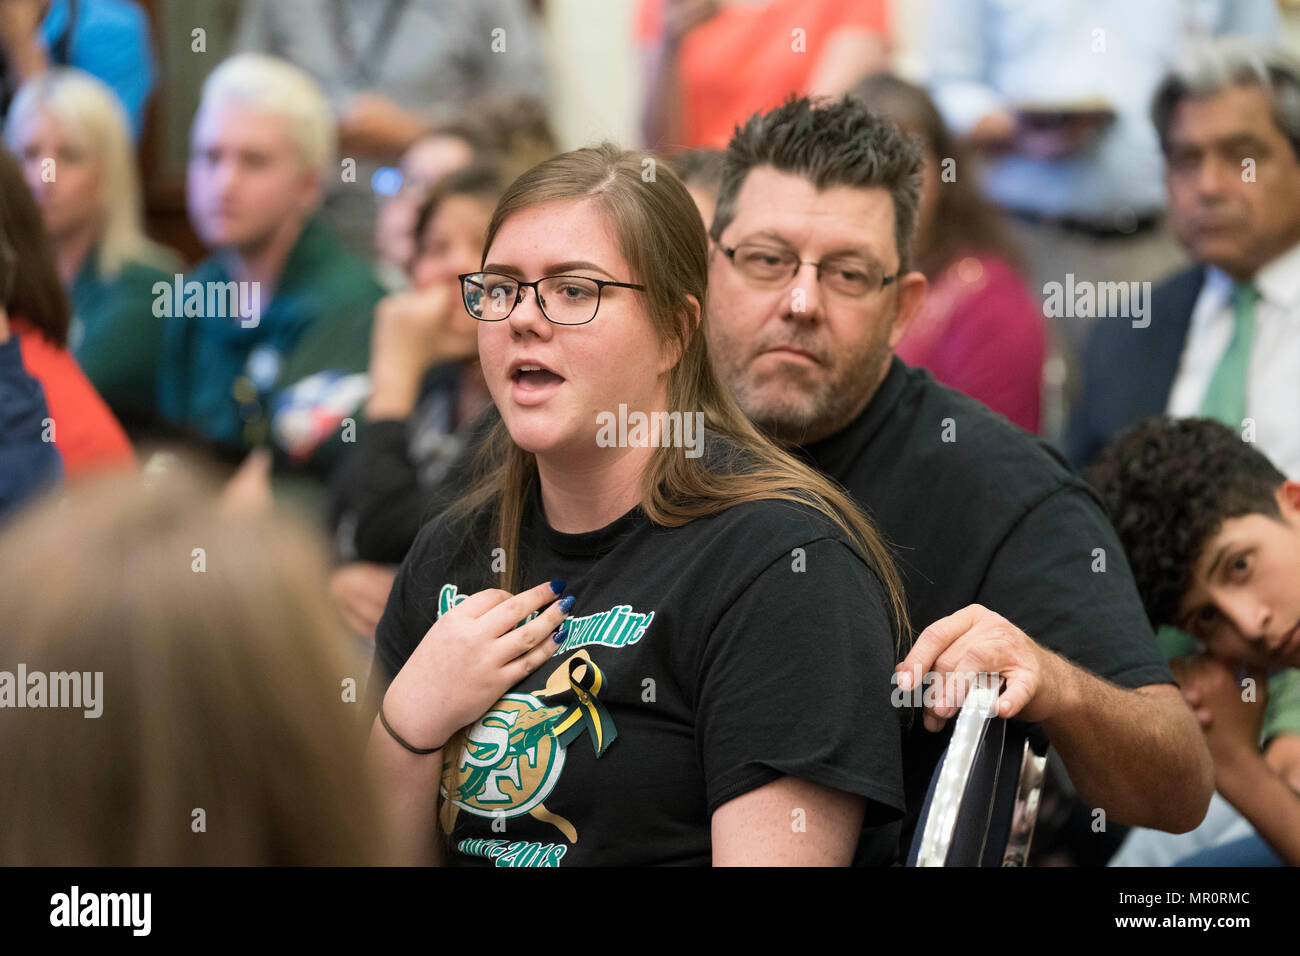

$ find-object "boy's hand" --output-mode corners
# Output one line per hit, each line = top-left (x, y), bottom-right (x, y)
(1174, 654), (1268, 772)
(1265, 734), (1300, 795)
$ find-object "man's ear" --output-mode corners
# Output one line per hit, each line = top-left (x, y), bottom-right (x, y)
(887, 270), (927, 348)
(299, 165), (324, 215)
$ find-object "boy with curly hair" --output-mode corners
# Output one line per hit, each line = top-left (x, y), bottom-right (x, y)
(1092, 416), (1300, 864)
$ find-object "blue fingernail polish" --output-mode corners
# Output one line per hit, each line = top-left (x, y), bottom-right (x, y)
(550, 578), (566, 594)
(559, 595), (575, 613)
(553, 626), (568, 643)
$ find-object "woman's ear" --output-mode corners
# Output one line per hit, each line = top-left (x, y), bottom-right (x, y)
(683, 293), (702, 334)
(659, 294), (701, 375)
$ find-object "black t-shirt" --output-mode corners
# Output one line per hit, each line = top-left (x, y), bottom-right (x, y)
(371, 480), (906, 866)
(328, 370), (495, 565)
(799, 357), (1176, 848)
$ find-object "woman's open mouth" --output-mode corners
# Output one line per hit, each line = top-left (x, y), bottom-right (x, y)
(509, 363), (566, 405)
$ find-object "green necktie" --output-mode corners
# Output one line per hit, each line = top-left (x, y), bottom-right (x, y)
(1199, 280), (1260, 427)
(1168, 282), (1261, 660)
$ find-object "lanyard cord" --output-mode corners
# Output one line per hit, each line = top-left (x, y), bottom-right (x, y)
(326, 0), (409, 89)
(51, 0), (81, 64)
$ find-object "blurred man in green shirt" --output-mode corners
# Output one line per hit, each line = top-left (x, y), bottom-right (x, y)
(158, 54), (383, 514)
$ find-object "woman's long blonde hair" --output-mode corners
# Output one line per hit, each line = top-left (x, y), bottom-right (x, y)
(0, 466), (386, 864)
(4, 68), (178, 278)
(436, 146), (911, 831)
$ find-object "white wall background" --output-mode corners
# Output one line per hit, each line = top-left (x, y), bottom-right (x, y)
(542, 0), (642, 150)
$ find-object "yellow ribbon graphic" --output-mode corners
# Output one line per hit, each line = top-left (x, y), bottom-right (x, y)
(549, 656), (618, 757)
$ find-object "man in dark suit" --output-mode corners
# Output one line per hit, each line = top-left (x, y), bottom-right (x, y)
(1070, 39), (1300, 474)
(1069, 267), (1203, 467)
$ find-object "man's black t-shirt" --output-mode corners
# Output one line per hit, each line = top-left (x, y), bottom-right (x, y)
(371, 480), (906, 866)
(799, 357), (1176, 848)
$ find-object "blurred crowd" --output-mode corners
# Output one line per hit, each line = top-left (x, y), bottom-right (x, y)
(1, 0), (1299, 868)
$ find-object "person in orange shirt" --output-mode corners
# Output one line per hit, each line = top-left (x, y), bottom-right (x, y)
(639, 0), (890, 150)
(0, 149), (132, 477)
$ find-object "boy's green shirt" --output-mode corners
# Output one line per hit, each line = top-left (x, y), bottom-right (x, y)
(1264, 669), (1300, 743)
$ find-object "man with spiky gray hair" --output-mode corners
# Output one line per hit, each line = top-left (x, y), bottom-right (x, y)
(705, 95), (1216, 858)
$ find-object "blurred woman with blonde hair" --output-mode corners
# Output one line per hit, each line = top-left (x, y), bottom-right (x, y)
(0, 465), (386, 865)
(5, 67), (180, 431)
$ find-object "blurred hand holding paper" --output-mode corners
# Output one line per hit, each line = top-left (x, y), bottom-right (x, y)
(1012, 96), (1117, 160)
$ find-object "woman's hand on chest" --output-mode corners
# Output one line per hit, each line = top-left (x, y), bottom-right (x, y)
(383, 580), (575, 749)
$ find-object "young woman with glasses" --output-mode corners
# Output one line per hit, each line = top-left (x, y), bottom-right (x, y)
(366, 143), (911, 866)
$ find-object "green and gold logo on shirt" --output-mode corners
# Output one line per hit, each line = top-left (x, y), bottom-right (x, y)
(437, 583), (644, 858)
(443, 692), (571, 836)
(442, 649), (623, 849)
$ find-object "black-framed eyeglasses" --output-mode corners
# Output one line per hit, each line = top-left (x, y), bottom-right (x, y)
(719, 243), (897, 297)
(458, 271), (647, 326)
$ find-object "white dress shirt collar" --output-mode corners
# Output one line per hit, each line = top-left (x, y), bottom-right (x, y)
(1202, 238), (1300, 315)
